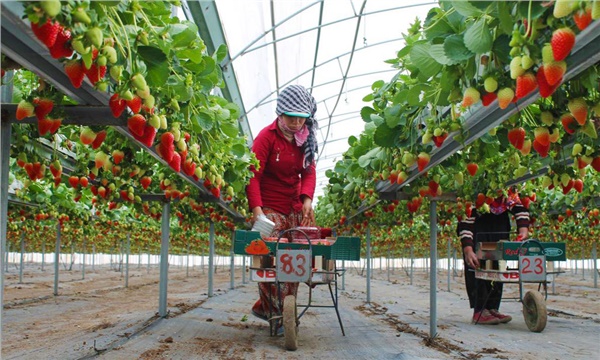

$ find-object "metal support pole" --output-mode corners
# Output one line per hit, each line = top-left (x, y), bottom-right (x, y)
(582, 249), (585, 280)
(230, 231), (235, 290)
(208, 221), (215, 297)
(593, 242), (597, 289)
(158, 201), (171, 317)
(242, 255), (247, 284)
(410, 245), (414, 285)
(429, 200), (438, 338)
(447, 238), (451, 292)
(82, 237), (86, 280)
(1, 70), (15, 352)
(5, 241), (9, 272)
(387, 246), (391, 282)
(119, 240), (124, 276)
(41, 241), (46, 271)
(186, 243), (190, 277)
(366, 226), (371, 304)
(341, 260), (346, 290)
(54, 222), (61, 296)
(125, 232), (130, 288)
(147, 250), (150, 273)
(92, 243), (95, 271)
(19, 232), (25, 284)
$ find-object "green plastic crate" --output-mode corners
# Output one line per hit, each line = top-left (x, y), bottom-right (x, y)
(232, 230), (361, 260)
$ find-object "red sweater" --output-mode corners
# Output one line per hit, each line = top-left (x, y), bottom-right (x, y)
(246, 119), (316, 215)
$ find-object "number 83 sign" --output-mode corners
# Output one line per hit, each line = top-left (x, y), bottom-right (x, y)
(276, 249), (312, 282)
(518, 255), (546, 282)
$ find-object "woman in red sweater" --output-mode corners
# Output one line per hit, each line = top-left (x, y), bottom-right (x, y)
(246, 85), (318, 328)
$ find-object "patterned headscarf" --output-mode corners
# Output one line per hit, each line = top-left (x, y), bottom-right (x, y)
(276, 85), (318, 168)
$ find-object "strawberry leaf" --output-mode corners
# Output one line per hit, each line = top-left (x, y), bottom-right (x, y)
(464, 18), (493, 54)
(443, 34), (473, 64)
(137, 46), (169, 86)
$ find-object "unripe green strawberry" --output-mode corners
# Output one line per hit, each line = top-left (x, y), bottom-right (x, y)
(510, 56), (525, 79)
(160, 114), (168, 129)
(194, 167), (203, 179)
(422, 132), (433, 144)
(149, 114), (161, 128)
(121, 90), (134, 101)
(542, 45), (554, 64)
(102, 45), (117, 64)
(541, 175), (552, 188)
(560, 173), (571, 187)
(509, 47), (521, 57)
(454, 172), (464, 186)
(433, 128), (443, 137)
(521, 55), (534, 70)
(73, 6), (91, 24)
(484, 77), (498, 93)
(144, 95), (155, 109)
(572, 143), (583, 156)
(71, 37), (90, 54)
(96, 81), (108, 92)
(540, 111), (554, 126)
(593, 0), (600, 19)
(131, 73), (147, 90)
(86, 27), (103, 49)
(96, 55), (107, 66)
(514, 166), (528, 178)
(41, 0), (61, 17)
(553, 0), (576, 18)
(110, 65), (123, 81)
(169, 98), (180, 111)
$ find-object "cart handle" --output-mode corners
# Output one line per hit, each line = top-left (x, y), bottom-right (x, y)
(276, 228), (313, 252)
(517, 238), (545, 255)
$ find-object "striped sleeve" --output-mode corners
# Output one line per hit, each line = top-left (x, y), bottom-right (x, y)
(457, 215), (476, 250)
(511, 204), (530, 229)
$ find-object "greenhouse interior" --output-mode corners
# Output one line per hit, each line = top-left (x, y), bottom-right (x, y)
(0, 0), (599, 358)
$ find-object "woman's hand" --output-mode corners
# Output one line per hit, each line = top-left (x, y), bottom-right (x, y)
(301, 197), (315, 226)
(251, 206), (264, 224)
(463, 246), (479, 269)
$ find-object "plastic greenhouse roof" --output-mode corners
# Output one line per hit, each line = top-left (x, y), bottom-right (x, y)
(186, 0), (435, 201)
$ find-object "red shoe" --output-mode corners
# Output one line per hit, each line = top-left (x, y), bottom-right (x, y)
(489, 309), (512, 323)
(472, 309), (501, 325)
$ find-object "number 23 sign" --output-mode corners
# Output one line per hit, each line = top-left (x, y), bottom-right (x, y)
(276, 249), (311, 282)
(519, 255), (546, 282)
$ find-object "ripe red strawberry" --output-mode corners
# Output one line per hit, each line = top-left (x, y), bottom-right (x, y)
(140, 176), (152, 190)
(109, 93), (127, 118)
(210, 186), (221, 198)
(126, 95), (142, 114)
(48, 118), (62, 134)
(64, 60), (85, 88)
(91, 130), (107, 149)
(168, 151), (181, 172)
(481, 92), (497, 107)
(562, 179), (574, 194)
(37, 117), (53, 136)
(497, 88), (514, 109)
(94, 151), (109, 169)
(49, 28), (73, 59)
(416, 152), (430, 172)
(183, 159), (196, 176)
(33, 98), (54, 121)
(532, 139), (550, 157)
(85, 63), (106, 85)
(79, 176), (89, 188)
(560, 113), (578, 134)
(568, 98), (588, 125)
(16, 100), (35, 120)
(428, 180), (439, 196)
(127, 114), (147, 137)
(49, 161), (62, 177)
(515, 72), (537, 100)
(534, 127), (550, 146)
(432, 132), (448, 147)
(551, 28), (576, 61)
(112, 150), (124, 165)
(461, 87), (480, 108)
(134, 124), (158, 147)
(536, 66), (560, 98)
(68, 175), (79, 188)
(573, 6), (592, 30)
(543, 61), (566, 86)
(161, 131), (175, 146)
(573, 178), (584, 193)
(30, 19), (61, 48)
(80, 127), (96, 145)
(507, 127), (526, 150)
(591, 157), (600, 172)
(466, 163), (478, 176)
(97, 186), (107, 199)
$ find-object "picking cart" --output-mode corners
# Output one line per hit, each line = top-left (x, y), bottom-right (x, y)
(233, 228), (360, 350)
(473, 238), (566, 332)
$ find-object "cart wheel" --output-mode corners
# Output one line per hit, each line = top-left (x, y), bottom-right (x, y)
(522, 290), (547, 332)
(283, 295), (298, 351)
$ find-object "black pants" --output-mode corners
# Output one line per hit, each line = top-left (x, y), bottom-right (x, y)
(464, 260), (504, 312)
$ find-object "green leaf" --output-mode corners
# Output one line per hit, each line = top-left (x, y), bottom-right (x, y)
(137, 46), (169, 87)
(176, 48), (203, 64)
(370, 114), (385, 125)
(191, 111), (214, 132)
(450, 1), (483, 17)
(492, 35), (511, 65)
(424, 9), (455, 40)
(373, 123), (398, 148)
(384, 104), (405, 128)
(360, 107), (376, 122)
(409, 42), (442, 79)
(221, 122), (239, 138)
(407, 84), (431, 106)
(464, 18), (493, 54)
(215, 44), (228, 63)
(496, 1), (513, 34)
(517, 1), (546, 20)
(199, 56), (216, 76)
(169, 22), (199, 48)
(429, 44), (452, 65)
(231, 143), (246, 157)
(397, 45), (412, 59)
